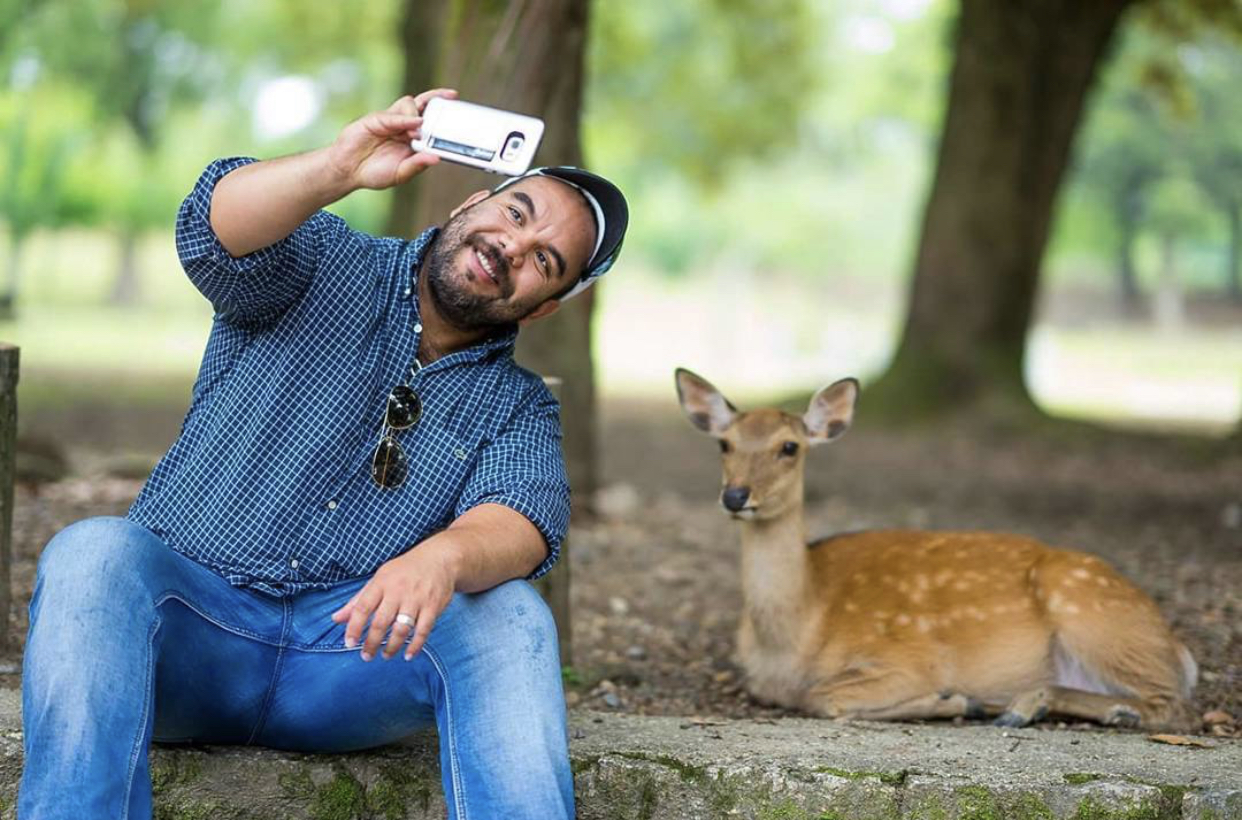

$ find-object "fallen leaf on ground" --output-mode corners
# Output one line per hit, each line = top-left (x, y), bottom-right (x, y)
(1147, 734), (1215, 748)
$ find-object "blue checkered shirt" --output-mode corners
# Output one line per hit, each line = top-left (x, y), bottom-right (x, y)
(127, 157), (571, 597)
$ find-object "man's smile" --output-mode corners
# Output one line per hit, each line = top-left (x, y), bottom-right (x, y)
(468, 241), (507, 290)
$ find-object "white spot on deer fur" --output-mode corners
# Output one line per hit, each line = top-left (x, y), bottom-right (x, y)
(915, 574), (930, 590)
(843, 601), (859, 613)
(917, 615), (934, 632)
(933, 570), (953, 587)
(1071, 569), (1091, 580)
(895, 614), (911, 626)
(953, 580), (971, 591)
(1063, 603), (1081, 614)
(1095, 576), (1111, 587)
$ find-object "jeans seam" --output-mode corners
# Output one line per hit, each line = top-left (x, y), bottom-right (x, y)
(424, 645), (468, 820)
(122, 613), (162, 820)
(247, 598), (293, 744)
(153, 591), (280, 645)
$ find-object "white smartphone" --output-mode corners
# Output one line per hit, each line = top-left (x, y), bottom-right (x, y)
(410, 97), (545, 176)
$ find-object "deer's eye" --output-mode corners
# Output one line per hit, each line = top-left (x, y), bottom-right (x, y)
(719, 440), (731, 454)
(780, 441), (799, 457)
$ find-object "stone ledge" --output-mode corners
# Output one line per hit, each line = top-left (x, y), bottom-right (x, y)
(0, 689), (1236, 819)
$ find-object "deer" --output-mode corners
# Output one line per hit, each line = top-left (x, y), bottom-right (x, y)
(674, 368), (1198, 730)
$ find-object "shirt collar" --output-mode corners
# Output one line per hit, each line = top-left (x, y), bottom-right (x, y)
(406, 227), (518, 364)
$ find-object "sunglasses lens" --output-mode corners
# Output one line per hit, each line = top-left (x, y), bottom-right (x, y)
(387, 385), (422, 429)
(371, 436), (408, 489)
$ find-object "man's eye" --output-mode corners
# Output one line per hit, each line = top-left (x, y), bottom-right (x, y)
(536, 251), (548, 271)
(508, 206), (522, 223)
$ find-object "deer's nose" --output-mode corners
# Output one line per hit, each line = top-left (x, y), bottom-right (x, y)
(722, 486), (751, 512)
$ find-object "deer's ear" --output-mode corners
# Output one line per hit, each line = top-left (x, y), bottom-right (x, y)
(803, 378), (858, 446)
(675, 368), (737, 436)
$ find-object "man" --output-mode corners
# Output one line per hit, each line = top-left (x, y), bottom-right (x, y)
(19, 88), (627, 820)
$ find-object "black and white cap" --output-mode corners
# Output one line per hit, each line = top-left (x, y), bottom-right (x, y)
(493, 166), (629, 300)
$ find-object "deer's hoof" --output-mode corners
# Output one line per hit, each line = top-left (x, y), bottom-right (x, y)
(1104, 705), (1141, 728)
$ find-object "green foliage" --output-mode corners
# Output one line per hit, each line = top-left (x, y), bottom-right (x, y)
(587, 0), (820, 190)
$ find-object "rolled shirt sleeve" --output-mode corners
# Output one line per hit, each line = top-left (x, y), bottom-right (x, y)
(454, 382), (572, 580)
(176, 156), (327, 328)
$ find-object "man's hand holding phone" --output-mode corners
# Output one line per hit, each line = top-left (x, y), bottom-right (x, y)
(327, 88), (459, 192)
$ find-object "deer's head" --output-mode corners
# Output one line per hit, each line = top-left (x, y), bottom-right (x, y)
(675, 368), (858, 521)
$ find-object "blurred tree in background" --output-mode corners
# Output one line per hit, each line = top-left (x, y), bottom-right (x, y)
(869, 0), (1242, 423)
(0, 0), (1239, 440)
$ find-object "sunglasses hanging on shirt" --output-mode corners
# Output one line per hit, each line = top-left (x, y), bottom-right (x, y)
(371, 384), (422, 489)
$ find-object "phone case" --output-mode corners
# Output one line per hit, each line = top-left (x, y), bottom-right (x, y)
(410, 98), (545, 176)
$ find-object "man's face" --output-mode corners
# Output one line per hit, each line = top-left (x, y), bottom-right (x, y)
(423, 176), (596, 331)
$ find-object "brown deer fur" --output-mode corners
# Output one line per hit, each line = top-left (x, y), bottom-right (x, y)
(674, 368), (1196, 730)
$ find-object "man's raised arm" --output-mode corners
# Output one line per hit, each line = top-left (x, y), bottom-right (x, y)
(210, 89), (457, 257)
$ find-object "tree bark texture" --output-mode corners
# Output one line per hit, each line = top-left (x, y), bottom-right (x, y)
(0, 344), (18, 651)
(388, 0), (599, 512)
(875, 0), (1134, 416)
(385, 0), (448, 239)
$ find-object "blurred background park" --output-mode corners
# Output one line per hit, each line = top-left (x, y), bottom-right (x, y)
(0, 0), (1239, 720)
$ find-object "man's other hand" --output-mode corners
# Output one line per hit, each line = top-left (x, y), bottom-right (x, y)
(331, 540), (458, 661)
(328, 88), (459, 192)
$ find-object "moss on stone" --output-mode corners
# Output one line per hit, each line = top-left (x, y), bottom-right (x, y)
(150, 755), (204, 795)
(615, 751), (708, 784)
(756, 798), (815, 820)
(571, 753), (602, 777)
(364, 762), (434, 820)
(153, 799), (237, 820)
(310, 768), (367, 820)
(1071, 796), (1162, 820)
(278, 767), (316, 800)
(955, 785), (1003, 820)
(1066, 774), (1109, 786)
(815, 766), (908, 787)
(1012, 793), (1057, 820)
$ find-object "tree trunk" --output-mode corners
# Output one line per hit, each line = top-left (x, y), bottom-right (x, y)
(1226, 203), (1241, 303)
(1116, 178), (1144, 313)
(109, 230), (141, 306)
(0, 236), (22, 322)
(390, 0), (599, 513)
(1153, 231), (1184, 333)
(384, 0), (448, 239)
(869, 0), (1133, 420)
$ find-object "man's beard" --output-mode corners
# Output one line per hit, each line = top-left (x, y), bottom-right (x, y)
(422, 211), (541, 332)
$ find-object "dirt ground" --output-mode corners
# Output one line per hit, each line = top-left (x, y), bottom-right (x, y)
(3, 396), (1240, 736)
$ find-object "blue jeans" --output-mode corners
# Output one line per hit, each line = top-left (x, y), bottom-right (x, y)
(19, 517), (574, 820)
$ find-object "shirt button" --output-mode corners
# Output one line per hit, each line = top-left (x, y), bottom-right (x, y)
(290, 559), (300, 569)
(454, 448), (467, 460)
(414, 322), (423, 333)
(404, 287), (412, 297)
(326, 500), (338, 510)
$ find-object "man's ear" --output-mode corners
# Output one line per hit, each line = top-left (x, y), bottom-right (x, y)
(449, 189), (491, 220)
(518, 298), (561, 326)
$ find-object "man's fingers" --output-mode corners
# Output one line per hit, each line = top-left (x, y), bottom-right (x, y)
(404, 608), (437, 661)
(412, 87), (458, 113)
(382, 609), (416, 660)
(361, 599), (399, 661)
(344, 586), (382, 649)
(370, 112), (423, 136)
(394, 152), (439, 185)
(331, 589), (364, 623)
